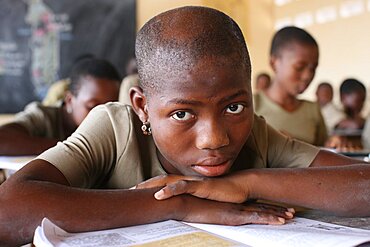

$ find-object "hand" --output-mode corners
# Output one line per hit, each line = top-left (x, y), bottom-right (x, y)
(325, 135), (363, 151)
(182, 196), (295, 225)
(136, 174), (250, 203)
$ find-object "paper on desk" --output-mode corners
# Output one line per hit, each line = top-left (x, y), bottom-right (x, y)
(33, 218), (246, 247)
(0, 155), (35, 170)
(187, 217), (370, 247)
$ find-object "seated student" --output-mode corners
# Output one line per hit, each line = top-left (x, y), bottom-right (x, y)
(0, 58), (121, 156)
(42, 54), (96, 106)
(254, 72), (271, 93)
(315, 82), (345, 134)
(325, 79), (366, 151)
(336, 78), (366, 130)
(254, 26), (327, 146)
(0, 7), (369, 246)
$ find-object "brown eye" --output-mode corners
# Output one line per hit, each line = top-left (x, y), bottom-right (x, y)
(226, 104), (244, 114)
(171, 111), (193, 121)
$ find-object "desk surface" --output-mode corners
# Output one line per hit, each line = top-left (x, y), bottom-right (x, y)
(297, 210), (370, 230)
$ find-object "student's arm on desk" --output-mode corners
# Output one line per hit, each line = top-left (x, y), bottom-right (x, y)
(0, 123), (58, 155)
(138, 150), (370, 217)
(0, 159), (292, 246)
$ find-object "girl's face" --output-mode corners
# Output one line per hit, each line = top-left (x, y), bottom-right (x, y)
(142, 57), (254, 177)
(271, 42), (319, 96)
(68, 76), (120, 126)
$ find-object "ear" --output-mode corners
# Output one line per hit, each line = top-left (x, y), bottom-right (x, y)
(64, 91), (74, 107)
(130, 86), (149, 122)
(269, 55), (278, 72)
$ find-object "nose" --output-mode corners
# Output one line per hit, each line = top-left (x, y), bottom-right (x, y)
(302, 67), (315, 84)
(195, 119), (230, 150)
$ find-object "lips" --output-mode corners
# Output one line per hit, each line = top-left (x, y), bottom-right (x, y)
(191, 159), (232, 177)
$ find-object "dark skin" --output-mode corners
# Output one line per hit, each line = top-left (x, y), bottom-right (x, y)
(0, 56), (294, 246)
(1, 11), (369, 246)
(137, 151), (370, 216)
(0, 76), (120, 156)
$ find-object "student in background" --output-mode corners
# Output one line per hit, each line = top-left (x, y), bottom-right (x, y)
(324, 79), (366, 151)
(42, 54), (96, 106)
(315, 82), (345, 133)
(254, 72), (271, 93)
(336, 78), (366, 130)
(0, 7), (369, 246)
(254, 26), (327, 146)
(0, 58), (121, 155)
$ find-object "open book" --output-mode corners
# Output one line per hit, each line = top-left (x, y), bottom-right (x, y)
(33, 217), (370, 247)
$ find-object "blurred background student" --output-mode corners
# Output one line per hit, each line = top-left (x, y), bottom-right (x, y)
(336, 78), (366, 130)
(254, 26), (327, 146)
(0, 58), (121, 156)
(325, 78), (367, 151)
(254, 72), (271, 93)
(315, 82), (345, 134)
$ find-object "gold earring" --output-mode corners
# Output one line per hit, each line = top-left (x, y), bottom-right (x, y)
(141, 122), (152, 135)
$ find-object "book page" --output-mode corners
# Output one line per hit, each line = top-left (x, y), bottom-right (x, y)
(0, 155), (35, 170)
(33, 218), (248, 247)
(186, 217), (370, 247)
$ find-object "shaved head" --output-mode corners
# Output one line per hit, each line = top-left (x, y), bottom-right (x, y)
(135, 6), (251, 96)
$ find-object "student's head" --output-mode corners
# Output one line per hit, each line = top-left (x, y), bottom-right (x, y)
(65, 58), (121, 126)
(255, 72), (271, 92)
(270, 26), (319, 96)
(340, 78), (366, 117)
(132, 6), (253, 177)
(316, 82), (333, 107)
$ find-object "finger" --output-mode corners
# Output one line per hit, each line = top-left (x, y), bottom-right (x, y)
(135, 175), (169, 189)
(155, 179), (212, 200)
(246, 202), (295, 215)
(154, 180), (199, 200)
(136, 175), (203, 189)
(240, 211), (287, 225)
(244, 203), (295, 219)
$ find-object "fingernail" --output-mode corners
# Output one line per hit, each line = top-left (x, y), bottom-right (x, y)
(285, 212), (293, 218)
(287, 208), (295, 213)
(154, 190), (164, 199)
(278, 217), (285, 224)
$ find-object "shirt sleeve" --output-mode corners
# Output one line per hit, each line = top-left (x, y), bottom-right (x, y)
(38, 104), (124, 188)
(266, 121), (320, 168)
(12, 102), (48, 136)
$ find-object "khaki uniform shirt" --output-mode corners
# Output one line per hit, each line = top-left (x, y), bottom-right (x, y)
(38, 102), (319, 189)
(12, 102), (67, 140)
(254, 92), (327, 146)
(321, 102), (346, 134)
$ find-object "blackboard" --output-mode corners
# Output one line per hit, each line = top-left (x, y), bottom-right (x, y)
(0, 0), (136, 113)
